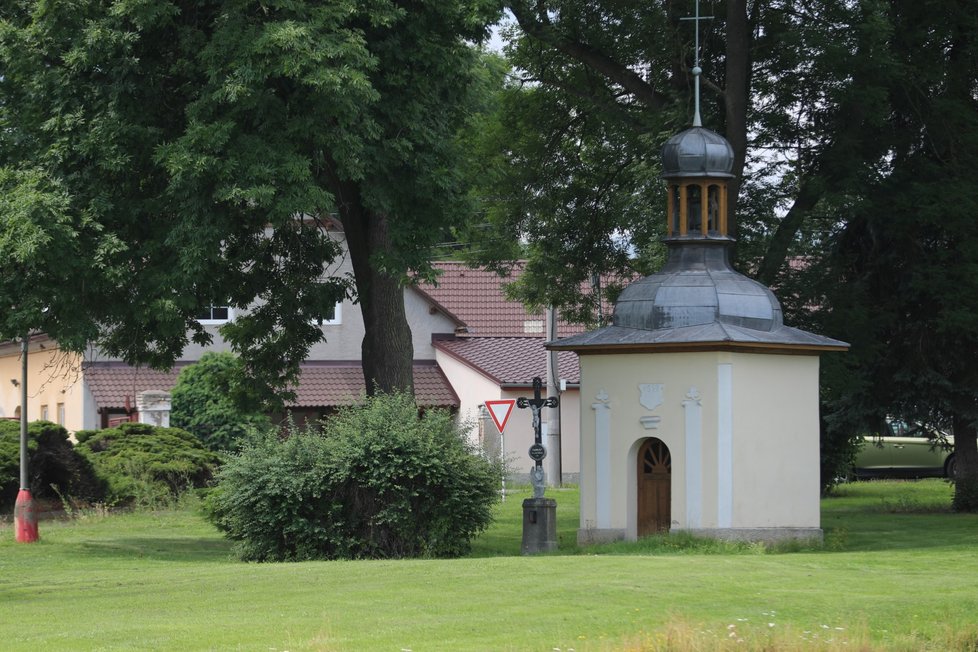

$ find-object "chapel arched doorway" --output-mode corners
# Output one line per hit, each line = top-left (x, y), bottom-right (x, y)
(637, 437), (671, 536)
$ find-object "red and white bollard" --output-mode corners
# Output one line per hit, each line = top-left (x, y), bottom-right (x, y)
(14, 489), (39, 543)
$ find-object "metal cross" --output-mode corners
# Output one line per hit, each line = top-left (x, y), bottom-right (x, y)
(680, 0), (714, 127)
(517, 376), (558, 498)
(516, 376), (558, 468)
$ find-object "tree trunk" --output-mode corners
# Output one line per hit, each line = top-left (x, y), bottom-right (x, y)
(333, 180), (415, 398)
(723, 0), (751, 237)
(952, 413), (978, 512)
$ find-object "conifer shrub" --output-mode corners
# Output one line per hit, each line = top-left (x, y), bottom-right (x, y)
(205, 392), (502, 561)
(75, 422), (220, 507)
(0, 420), (102, 510)
(170, 352), (271, 451)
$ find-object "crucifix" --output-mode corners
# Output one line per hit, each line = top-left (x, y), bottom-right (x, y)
(517, 376), (559, 498)
(679, 0), (714, 128)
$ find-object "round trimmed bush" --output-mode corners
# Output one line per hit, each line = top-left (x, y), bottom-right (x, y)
(0, 420), (102, 510)
(205, 392), (502, 561)
(171, 352), (272, 451)
(75, 422), (220, 507)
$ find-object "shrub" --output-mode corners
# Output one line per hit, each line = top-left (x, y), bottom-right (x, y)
(819, 412), (864, 496)
(0, 420), (102, 510)
(75, 422), (221, 507)
(206, 392), (502, 561)
(171, 352), (271, 451)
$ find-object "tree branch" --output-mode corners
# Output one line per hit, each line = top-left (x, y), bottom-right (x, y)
(507, 1), (671, 110)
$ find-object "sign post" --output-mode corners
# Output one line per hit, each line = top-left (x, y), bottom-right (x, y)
(484, 399), (516, 502)
(516, 376), (559, 554)
(14, 335), (38, 543)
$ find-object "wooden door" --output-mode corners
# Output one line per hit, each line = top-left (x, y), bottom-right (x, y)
(637, 438), (671, 536)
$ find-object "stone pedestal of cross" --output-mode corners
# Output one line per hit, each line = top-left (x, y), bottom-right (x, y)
(517, 376), (559, 554)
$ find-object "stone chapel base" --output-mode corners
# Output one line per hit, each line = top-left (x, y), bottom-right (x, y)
(683, 527), (824, 544)
(577, 527), (823, 546)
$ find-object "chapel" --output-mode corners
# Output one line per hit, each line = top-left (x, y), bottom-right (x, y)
(548, 67), (848, 545)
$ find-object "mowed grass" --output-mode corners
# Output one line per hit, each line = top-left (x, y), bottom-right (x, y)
(1, 480), (977, 651)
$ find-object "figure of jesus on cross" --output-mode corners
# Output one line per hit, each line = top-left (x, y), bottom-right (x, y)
(517, 376), (559, 498)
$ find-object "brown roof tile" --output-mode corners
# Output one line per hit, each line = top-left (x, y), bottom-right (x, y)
(84, 363), (458, 410)
(416, 262), (594, 337)
(434, 337), (580, 387)
(84, 364), (184, 411)
(289, 364), (458, 408)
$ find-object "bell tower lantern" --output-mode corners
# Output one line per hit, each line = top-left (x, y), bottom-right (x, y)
(661, 127), (735, 239)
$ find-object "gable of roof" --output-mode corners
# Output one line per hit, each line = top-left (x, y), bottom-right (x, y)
(434, 337), (580, 387)
(416, 262), (602, 338)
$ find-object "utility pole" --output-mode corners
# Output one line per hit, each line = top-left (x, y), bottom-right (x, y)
(545, 307), (562, 487)
(15, 334), (38, 542)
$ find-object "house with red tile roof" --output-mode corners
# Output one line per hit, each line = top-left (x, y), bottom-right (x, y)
(414, 263), (589, 482)
(0, 240), (592, 481)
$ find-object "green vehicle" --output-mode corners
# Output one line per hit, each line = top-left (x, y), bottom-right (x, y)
(853, 420), (956, 479)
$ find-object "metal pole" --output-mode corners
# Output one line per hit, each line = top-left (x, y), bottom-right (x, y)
(19, 336), (27, 489)
(545, 307), (562, 486)
(500, 428), (506, 503)
(15, 334), (38, 542)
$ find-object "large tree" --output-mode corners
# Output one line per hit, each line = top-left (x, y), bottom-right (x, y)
(474, 0), (978, 507)
(788, 0), (978, 509)
(0, 0), (500, 401)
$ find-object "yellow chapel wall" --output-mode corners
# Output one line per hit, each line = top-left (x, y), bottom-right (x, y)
(578, 351), (720, 537)
(577, 349), (821, 541)
(729, 352), (821, 529)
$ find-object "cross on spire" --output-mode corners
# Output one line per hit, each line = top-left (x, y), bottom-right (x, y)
(679, 0), (714, 127)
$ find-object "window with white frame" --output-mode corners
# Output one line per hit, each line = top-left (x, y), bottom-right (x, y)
(57, 403), (65, 425)
(196, 305), (234, 324)
(314, 301), (342, 326)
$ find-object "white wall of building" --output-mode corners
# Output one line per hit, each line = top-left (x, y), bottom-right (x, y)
(577, 350), (821, 543)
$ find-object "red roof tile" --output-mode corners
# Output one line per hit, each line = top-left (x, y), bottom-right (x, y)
(289, 364), (458, 408)
(84, 364), (185, 411)
(434, 337), (580, 387)
(416, 262), (595, 337)
(84, 363), (458, 410)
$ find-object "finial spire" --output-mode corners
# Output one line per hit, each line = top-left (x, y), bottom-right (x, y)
(680, 0), (713, 128)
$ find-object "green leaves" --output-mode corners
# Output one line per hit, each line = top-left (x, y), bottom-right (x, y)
(1, 0), (501, 395)
(170, 352), (273, 450)
(75, 422), (221, 508)
(0, 167), (73, 265)
(207, 392), (502, 561)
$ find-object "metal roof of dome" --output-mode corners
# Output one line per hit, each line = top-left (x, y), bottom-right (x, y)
(613, 244), (781, 332)
(548, 243), (849, 353)
(661, 126), (735, 179)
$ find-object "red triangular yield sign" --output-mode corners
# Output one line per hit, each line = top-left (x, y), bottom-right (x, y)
(485, 399), (517, 434)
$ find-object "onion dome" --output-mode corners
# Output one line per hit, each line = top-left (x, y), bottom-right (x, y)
(661, 127), (735, 179)
(612, 244), (782, 332)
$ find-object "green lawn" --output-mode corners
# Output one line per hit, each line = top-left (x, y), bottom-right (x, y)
(1, 480), (977, 651)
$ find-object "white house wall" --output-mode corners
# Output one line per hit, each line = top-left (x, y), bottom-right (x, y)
(434, 348), (502, 440)
(434, 348), (581, 479)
